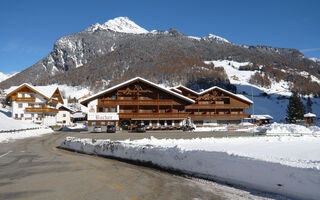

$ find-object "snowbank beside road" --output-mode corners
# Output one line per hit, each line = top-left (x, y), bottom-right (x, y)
(60, 136), (320, 200)
(265, 123), (320, 135)
(0, 107), (53, 143)
(0, 128), (53, 143)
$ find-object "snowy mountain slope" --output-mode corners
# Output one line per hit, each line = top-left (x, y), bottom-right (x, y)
(205, 60), (320, 122)
(309, 57), (320, 63)
(86, 17), (148, 34)
(204, 34), (230, 43)
(0, 72), (16, 83)
(2, 16), (319, 93)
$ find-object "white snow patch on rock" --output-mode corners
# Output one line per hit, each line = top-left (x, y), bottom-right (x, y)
(87, 17), (148, 34)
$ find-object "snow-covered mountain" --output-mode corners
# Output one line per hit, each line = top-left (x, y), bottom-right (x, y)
(0, 72), (15, 83)
(1, 16), (319, 106)
(310, 57), (320, 63)
(86, 17), (148, 34)
(204, 34), (230, 43)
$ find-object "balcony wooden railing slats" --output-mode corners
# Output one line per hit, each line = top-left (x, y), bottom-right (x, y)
(101, 99), (180, 106)
(190, 114), (250, 119)
(15, 97), (36, 102)
(25, 107), (58, 113)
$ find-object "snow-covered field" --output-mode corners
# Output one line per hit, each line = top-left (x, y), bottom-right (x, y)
(60, 135), (320, 200)
(0, 107), (53, 143)
(0, 128), (53, 143)
(266, 122), (320, 135)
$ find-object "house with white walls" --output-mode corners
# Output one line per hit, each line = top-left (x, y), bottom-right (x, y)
(56, 104), (74, 126)
(6, 83), (64, 126)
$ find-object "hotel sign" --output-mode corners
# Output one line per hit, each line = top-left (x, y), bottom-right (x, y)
(88, 112), (119, 121)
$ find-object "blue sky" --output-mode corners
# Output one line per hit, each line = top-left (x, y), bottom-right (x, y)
(1, 0), (319, 74)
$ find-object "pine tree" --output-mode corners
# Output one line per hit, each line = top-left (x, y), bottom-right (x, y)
(286, 91), (305, 123)
(306, 97), (313, 113)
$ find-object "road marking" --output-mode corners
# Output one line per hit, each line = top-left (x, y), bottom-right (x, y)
(0, 151), (12, 158)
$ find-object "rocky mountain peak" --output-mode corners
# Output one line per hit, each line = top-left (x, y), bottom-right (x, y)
(204, 34), (230, 43)
(86, 16), (148, 34)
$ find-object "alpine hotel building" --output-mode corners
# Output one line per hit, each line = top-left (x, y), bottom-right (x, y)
(80, 77), (253, 131)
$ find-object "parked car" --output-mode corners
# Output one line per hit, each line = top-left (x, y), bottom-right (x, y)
(107, 125), (116, 133)
(92, 126), (102, 133)
(136, 124), (146, 132)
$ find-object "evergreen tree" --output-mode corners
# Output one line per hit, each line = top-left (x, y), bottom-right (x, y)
(306, 97), (313, 113)
(286, 91), (305, 123)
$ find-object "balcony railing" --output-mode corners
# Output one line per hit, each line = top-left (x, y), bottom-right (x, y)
(101, 99), (180, 106)
(25, 107), (58, 113)
(15, 97), (36, 102)
(119, 112), (189, 119)
(190, 113), (250, 119)
(185, 104), (250, 109)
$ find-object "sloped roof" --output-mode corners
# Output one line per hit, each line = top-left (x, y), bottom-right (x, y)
(304, 112), (316, 118)
(251, 115), (273, 120)
(174, 85), (253, 104)
(57, 103), (75, 112)
(7, 83), (60, 100)
(80, 77), (195, 105)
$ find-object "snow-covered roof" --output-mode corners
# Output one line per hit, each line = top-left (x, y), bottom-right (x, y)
(174, 85), (253, 104)
(72, 112), (86, 118)
(170, 87), (182, 94)
(81, 77), (195, 105)
(304, 113), (316, 118)
(7, 83), (60, 100)
(251, 115), (273, 120)
(57, 103), (74, 112)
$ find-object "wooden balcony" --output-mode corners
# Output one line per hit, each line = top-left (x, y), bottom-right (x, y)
(190, 113), (250, 119)
(15, 97), (36, 102)
(49, 99), (59, 104)
(119, 112), (189, 119)
(185, 104), (250, 109)
(25, 107), (58, 113)
(101, 99), (181, 106)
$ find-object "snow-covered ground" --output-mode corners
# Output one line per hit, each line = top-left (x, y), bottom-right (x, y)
(195, 122), (320, 134)
(0, 107), (53, 143)
(265, 122), (320, 135)
(61, 135), (320, 200)
(0, 128), (53, 143)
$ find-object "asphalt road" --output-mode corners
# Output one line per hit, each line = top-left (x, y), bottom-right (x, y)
(0, 132), (282, 200)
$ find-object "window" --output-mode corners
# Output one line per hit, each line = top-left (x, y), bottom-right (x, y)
(112, 95), (117, 100)
(63, 120), (66, 124)
(105, 107), (109, 112)
(18, 103), (22, 108)
(111, 107), (116, 112)
(21, 114), (24, 118)
(98, 107), (103, 112)
(101, 121), (106, 126)
(15, 114), (18, 119)
(159, 120), (165, 126)
(31, 114), (34, 117)
(63, 114), (66, 117)
(92, 121), (96, 126)
(167, 120), (172, 125)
